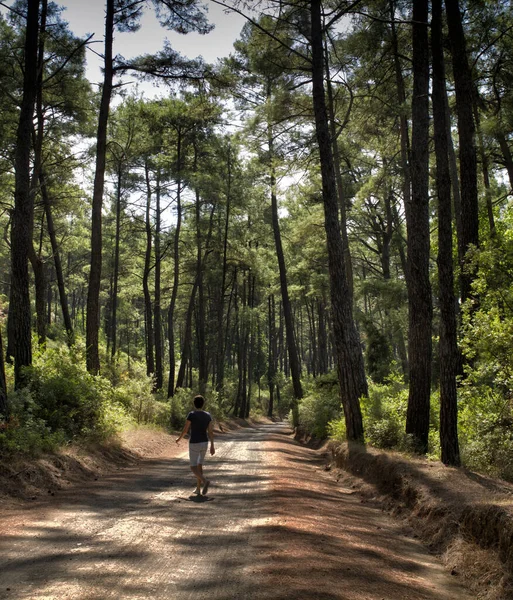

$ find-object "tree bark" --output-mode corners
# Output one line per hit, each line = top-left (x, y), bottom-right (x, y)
(268, 115), (303, 423)
(143, 162), (155, 380)
(86, 0), (114, 374)
(445, 0), (479, 303)
(0, 327), (8, 419)
(405, 0), (432, 453)
(195, 183), (207, 395)
(154, 173), (163, 389)
(325, 49), (353, 300)
(432, 0), (460, 466)
(310, 0), (366, 442)
(267, 294), (275, 418)
(40, 171), (74, 344)
(215, 146), (232, 398)
(390, 0), (412, 248)
(167, 131), (182, 398)
(28, 243), (46, 346)
(29, 0), (48, 347)
(9, 0), (40, 387)
(111, 165), (122, 358)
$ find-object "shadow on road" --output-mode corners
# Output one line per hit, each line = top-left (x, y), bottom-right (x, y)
(0, 422), (467, 600)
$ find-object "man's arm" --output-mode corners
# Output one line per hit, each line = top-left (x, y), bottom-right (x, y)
(208, 421), (215, 455)
(175, 420), (191, 443)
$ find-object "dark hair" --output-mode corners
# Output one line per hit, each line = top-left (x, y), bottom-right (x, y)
(193, 395), (205, 408)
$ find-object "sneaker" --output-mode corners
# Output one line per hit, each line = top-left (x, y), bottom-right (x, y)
(194, 486), (201, 495)
(202, 479), (210, 496)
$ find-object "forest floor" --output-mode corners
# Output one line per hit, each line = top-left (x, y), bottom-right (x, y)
(0, 420), (511, 599)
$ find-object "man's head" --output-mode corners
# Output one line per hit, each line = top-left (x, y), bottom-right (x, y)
(193, 395), (205, 409)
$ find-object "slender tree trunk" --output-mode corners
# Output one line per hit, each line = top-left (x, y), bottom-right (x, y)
(311, 0), (366, 441)
(143, 163), (155, 380)
(29, 0), (48, 348)
(47, 277), (52, 325)
(167, 132), (182, 398)
(215, 148), (232, 398)
(445, 0), (479, 303)
(432, 0), (461, 466)
(268, 116), (303, 423)
(267, 294), (275, 418)
(175, 279), (198, 391)
(154, 174), (163, 389)
(29, 245), (46, 346)
(86, 0), (114, 374)
(443, 95), (464, 258)
(390, 0), (412, 245)
(325, 49), (353, 300)
(472, 101), (495, 235)
(8, 0), (40, 386)
(40, 171), (74, 344)
(237, 275), (248, 419)
(195, 184), (207, 395)
(0, 328), (8, 419)
(405, 0), (432, 453)
(318, 298), (328, 375)
(111, 165), (122, 358)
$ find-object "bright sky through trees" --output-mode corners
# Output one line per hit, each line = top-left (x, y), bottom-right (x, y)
(64, 0), (245, 92)
(1, 0), (246, 95)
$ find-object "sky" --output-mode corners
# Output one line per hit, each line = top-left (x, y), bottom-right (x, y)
(3, 0), (248, 96)
(61, 0), (246, 93)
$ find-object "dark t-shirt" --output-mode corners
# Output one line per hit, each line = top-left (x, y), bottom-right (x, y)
(186, 410), (212, 444)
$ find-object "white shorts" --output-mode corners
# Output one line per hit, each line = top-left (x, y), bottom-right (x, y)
(189, 442), (208, 466)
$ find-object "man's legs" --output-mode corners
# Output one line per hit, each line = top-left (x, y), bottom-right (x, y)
(191, 465), (206, 487)
(189, 443), (210, 495)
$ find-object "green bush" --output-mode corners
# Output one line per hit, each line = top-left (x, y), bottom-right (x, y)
(456, 228), (513, 479)
(111, 362), (168, 427)
(0, 388), (67, 456)
(169, 388), (194, 429)
(25, 346), (121, 438)
(328, 376), (427, 452)
(458, 384), (513, 481)
(0, 344), (165, 455)
(297, 373), (341, 439)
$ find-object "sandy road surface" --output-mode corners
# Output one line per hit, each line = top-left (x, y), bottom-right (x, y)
(0, 423), (470, 600)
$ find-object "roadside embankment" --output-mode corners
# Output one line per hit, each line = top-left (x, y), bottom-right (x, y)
(326, 440), (513, 600)
(0, 417), (268, 508)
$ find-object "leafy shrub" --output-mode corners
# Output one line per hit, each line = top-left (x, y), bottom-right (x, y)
(25, 346), (122, 438)
(111, 362), (168, 427)
(458, 384), (513, 481)
(169, 388), (194, 429)
(297, 373), (341, 439)
(329, 376), (424, 452)
(0, 388), (67, 456)
(457, 230), (513, 480)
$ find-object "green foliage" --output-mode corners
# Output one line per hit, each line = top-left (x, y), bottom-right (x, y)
(328, 377), (408, 448)
(0, 345), (171, 455)
(169, 388), (194, 429)
(296, 373), (341, 439)
(457, 228), (513, 480)
(110, 362), (169, 428)
(361, 318), (393, 384)
(328, 376), (432, 453)
(0, 389), (67, 456)
(26, 346), (118, 438)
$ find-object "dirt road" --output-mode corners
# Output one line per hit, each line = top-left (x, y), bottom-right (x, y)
(0, 423), (470, 599)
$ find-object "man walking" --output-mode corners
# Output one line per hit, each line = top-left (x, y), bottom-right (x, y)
(175, 394), (215, 495)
